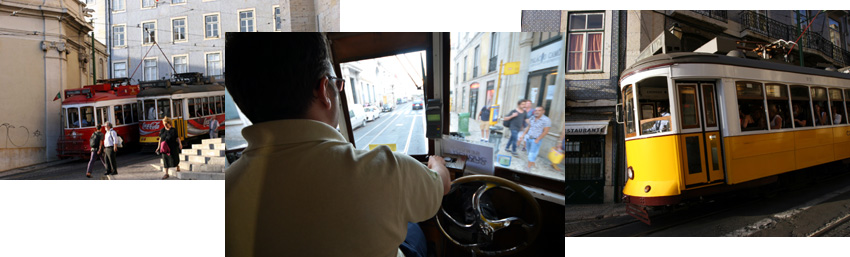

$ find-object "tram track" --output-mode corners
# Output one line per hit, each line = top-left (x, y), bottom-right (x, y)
(572, 164), (850, 237)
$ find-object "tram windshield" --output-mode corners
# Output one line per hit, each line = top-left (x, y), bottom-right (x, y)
(636, 76), (671, 135)
(80, 106), (95, 128)
(341, 51), (428, 155)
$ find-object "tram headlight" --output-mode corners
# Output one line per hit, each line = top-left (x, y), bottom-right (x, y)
(644, 185), (651, 193)
(626, 166), (634, 180)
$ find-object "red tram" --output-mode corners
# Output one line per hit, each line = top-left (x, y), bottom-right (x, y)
(57, 80), (141, 159)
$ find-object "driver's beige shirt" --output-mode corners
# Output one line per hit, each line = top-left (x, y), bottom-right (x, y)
(226, 119), (444, 257)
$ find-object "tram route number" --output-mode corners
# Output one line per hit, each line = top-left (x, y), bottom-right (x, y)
(806, 77), (813, 82)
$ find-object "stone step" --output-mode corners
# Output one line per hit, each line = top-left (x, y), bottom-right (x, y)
(181, 149), (202, 156)
(177, 172), (225, 180)
(177, 162), (225, 172)
(191, 143), (227, 151)
(202, 138), (224, 145)
(200, 149), (225, 157)
(187, 155), (226, 165)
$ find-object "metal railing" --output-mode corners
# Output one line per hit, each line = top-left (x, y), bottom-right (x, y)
(488, 57), (497, 72)
(740, 11), (850, 66)
(691, 10), (728, 22)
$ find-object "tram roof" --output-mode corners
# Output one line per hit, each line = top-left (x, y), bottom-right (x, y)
(137, 84), (225, 98)
(621, 52), (850, 82)
(62, 90), (137, 105)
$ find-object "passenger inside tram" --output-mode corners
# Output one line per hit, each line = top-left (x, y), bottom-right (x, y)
(832, 105), (843, 124)
(792, 103), (808, 127)
(814, 103), (829, 126)
(768, 104), (783, 129)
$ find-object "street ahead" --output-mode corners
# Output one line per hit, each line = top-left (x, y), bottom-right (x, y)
(352, 101), (427, 155)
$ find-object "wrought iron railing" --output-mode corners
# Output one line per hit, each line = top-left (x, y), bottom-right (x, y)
(488, 57), (497, 72)
(691, 10), (728, 22)
(740, 10), (850, 66)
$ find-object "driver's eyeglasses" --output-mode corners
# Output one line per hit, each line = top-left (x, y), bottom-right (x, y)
(327, 76), (345, 92)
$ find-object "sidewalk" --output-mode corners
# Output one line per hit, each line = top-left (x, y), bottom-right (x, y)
(448, 112), (565, 179)
(565, 203), (628, 222)
(0, 152), (180, 180)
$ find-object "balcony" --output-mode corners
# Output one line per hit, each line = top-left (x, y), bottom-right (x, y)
(740, 10), (850, 67)
(488, 57), (497, 73)
(691, 10), (727, 22)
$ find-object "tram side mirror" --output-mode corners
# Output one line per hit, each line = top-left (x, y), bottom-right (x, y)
(616, 103), (624, 124)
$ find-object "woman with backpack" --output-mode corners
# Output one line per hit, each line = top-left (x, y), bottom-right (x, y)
(85, 124), (106, 178)
(157, 117), (182, 179)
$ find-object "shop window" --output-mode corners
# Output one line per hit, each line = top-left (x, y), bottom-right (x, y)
(564, 135), (603, 180)
(829, 88), (846, 125)
(811, 87), (831, 126)
(765, 84), (792, 130)
(736, 81), (767, 131)
(790, 85), (813, 128)
(636, 77), (671, 134)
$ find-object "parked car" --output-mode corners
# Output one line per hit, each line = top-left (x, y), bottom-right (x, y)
(412, 100), (423, 110)
(364, 107), (381, 121)
(396, 98), (403, 104)
(348, 104), (367, 129)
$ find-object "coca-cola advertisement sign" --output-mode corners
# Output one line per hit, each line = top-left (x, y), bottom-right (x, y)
(140, 121), (161, 135)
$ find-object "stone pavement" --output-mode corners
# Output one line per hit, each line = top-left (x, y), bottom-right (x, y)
(565, 203), (631, 236)
(448, 112), (565, 179)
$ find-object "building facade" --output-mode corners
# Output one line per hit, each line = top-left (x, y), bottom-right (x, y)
(566, 10), (850, 204)
(0, 0), (109, 171)
(452, 32), (566, 176)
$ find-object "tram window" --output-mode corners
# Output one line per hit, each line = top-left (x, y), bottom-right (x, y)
(678, 85), (699, 129)
(80, 106), (95, 128)
(765, 84), (791, 130)
(114, 105), (124, 126)
(68, 108), (81, 128)
(636, 77), (671, 134)
(188, 98), (196, 118)
(811, 87), (831, 126)
(215, 96), (223, 114)
(123, 104), (133, 124)
(208, 96), (216, 114)
(137, 101), (144, 121)
(173, 99), (183, 118)
(789, 86), (813, 128)
(144, 99), (156, 120)
(131, 103), (139, 123)
(846, 89), (850, 125)
(342, 51), (428, 156)
(829, 88), (846, 125)
(157, 99), (171, 119)
(97, 107), (109, 125)
(736, 81), (767, 131)
(202, 97), (210, 116)
(623, 85), (636, 138)
(702, 85), (717, 127)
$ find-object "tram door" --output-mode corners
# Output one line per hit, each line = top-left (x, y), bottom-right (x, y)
(172, 99), (187, 140)
(677, 83), (725, 187)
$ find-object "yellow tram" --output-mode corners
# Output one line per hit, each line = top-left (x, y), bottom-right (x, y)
(620, 52), (850, 219)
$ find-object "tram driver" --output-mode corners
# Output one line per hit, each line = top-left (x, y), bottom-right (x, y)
(646, 104), (670, 133)
(225, 33), (451, 257)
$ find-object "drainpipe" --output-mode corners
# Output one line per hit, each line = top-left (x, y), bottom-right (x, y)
(92, 33), (96, 83)
(41, 0), (48, 161)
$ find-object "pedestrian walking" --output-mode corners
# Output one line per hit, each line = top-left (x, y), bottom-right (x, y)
(158, 117), (183, 179)
(85, 124), (106, 178)
(520, 100), (533, 152)
(502, 99), (526, 155)
(520, 106), (551, 172)
(102, 122), (119, 175)
(209, 118), (220, 139)
(478, 105), (491, 142)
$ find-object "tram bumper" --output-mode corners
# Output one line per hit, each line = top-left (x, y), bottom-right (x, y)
(622, 180), (681, 206)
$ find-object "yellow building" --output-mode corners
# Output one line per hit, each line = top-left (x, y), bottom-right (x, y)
(0, 0), (109, 171)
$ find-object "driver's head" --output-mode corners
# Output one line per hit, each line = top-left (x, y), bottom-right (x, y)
(226, 33), (339, 127)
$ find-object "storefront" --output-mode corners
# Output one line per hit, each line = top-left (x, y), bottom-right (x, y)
(526, 36), (562, 115)
(565, 121), (610, 204)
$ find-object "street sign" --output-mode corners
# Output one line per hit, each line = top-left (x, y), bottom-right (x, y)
(503, 62), (520, 75)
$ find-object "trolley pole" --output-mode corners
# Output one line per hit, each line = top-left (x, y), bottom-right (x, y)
(796, 11), (804, 67)
(92, 32), (96, 83)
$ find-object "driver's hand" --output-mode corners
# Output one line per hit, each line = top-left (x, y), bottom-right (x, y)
(428, 155), (446, 169)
